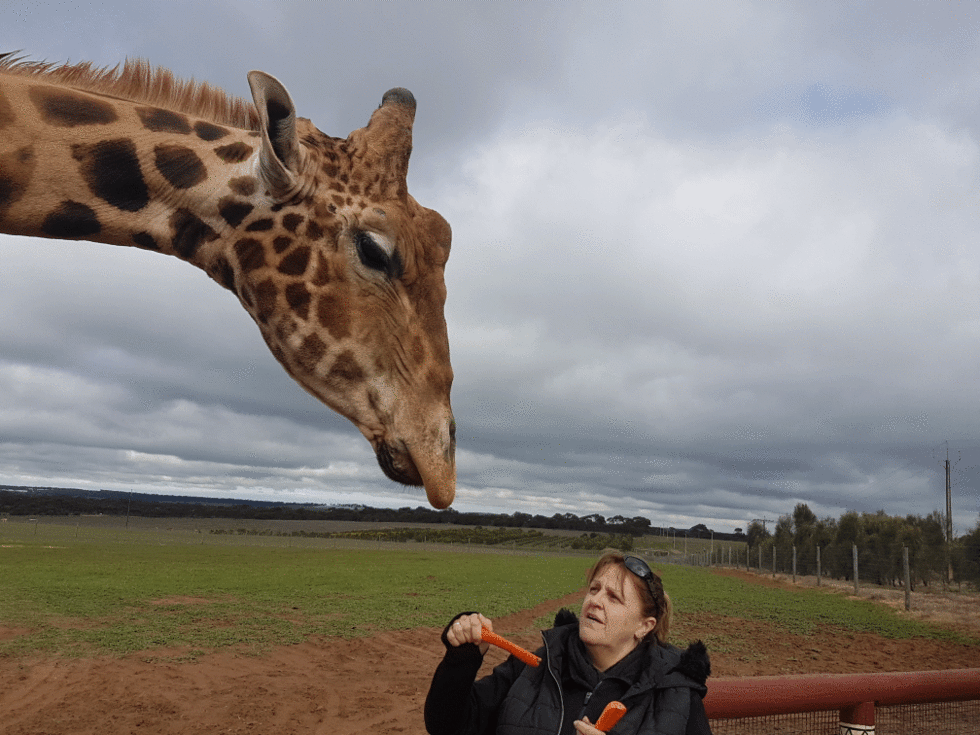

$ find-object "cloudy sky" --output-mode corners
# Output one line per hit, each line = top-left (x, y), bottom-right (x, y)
(1, 1), (978, 534)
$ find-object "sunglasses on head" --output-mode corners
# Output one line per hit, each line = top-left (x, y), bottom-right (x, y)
(624, 555), (660, 602)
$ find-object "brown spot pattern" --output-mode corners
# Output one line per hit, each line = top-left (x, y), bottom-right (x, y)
(0, 145), (36, 215)
(72, 139), (149, 212)
(218, 198), (253, 228)
(229, 176), (257, 196)
(253, 279), (278, 323)
(317, 292), (352, 339)
(278, 246), (310, 276)
(270, 342), (287, 365)
(194, 121), (229, 141)
(276, 320), (299, 341)
(137, 107), (192, 134)
(305, 219), (324, 241)
(284, 283), (311, 319)
(131, 231), (160, 251)
(311, 251), (333, 286)
(212, 255), (236, 291)
(30, 87), (117, 127)
(295, 334), (327, 373)
(170, 208), (217, 259)
(282, 213), (304, 233)
(245, 218), (274, 232)
(327, 351), (365, 384)
(234, 237), (266, 272)
(214, 142), (253, 163)
(273, 236), (292, 253)
(42, 200), (101, 238)
(154, 145), (207, 189)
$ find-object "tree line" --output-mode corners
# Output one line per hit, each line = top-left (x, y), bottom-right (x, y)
(746, 503), (980, 589)
(0, 487), (742, 540)
(211, 525), (638, 551)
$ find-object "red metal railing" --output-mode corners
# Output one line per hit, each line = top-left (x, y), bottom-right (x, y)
(704, 669), (980, 733)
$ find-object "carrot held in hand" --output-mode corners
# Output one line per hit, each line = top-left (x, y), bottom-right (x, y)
(480, 627), (541, 667)
(595, 701), (627, 732)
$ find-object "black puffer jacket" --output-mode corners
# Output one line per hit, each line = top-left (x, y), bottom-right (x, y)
(424, 610), (712, 735)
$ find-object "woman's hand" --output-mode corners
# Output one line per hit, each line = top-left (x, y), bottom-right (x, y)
(573, 716), (603, 734)
(446, 613), (493, 655)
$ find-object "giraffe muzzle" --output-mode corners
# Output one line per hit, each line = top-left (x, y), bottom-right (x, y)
(376, 442), (424, 487)
(375, 436), (455, 510)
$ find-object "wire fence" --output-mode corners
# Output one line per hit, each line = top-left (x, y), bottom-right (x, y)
(710, 701), (980, 735)
(705, 669), (980, 735)
(648, 540), (977, 606)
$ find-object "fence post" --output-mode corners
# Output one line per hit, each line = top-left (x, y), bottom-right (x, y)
(792, 546), (797, 584)
(816, 545), (822, 587)
(853, 543), (859, 595)
(903, 546), (911, 612)
(839, 701), (875, 734)
(772, 547), (776, 578)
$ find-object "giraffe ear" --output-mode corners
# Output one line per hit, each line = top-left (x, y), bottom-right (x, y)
(247, 70), (302, 199)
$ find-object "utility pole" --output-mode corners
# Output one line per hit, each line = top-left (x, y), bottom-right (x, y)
(945, 448), (953, 584)
(752, 518), (775, 532)
(935, 443), (967, 585)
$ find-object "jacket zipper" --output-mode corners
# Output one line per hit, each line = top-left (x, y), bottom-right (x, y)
(578, 681), (604, 722)
(543, 635), (564, 735)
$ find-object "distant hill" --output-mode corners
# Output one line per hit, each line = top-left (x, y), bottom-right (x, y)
(0, 484), (746, 542)
(0, 484), (296, 508)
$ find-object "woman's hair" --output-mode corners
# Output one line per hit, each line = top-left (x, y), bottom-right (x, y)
(586, 552), (672, 645)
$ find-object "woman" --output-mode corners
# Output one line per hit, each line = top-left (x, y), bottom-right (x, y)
(424, 552), (712, 735)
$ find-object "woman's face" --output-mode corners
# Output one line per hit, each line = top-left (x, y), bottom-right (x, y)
(579, 564), (656, 669)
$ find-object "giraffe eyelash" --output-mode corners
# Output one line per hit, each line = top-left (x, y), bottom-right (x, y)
(355, 230), (403, 279)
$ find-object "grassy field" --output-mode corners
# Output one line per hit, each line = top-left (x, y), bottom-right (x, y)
(2, 516), (977, 659)
(0, 518), (592, 657)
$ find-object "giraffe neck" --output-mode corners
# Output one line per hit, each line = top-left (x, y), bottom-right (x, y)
(0, 56), (458, 509)
(0, 69), (274, 280)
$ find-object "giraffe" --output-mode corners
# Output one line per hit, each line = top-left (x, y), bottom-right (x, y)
(0, 53), (456, 508)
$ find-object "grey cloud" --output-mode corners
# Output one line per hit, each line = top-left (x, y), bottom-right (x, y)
(1, 1), (978, 532)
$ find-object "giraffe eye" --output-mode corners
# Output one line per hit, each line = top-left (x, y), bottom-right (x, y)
(355, 231), (404, 279)
(355, 231), (389, 271)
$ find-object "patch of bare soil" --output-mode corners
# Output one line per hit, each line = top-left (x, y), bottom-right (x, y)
(149, 596), (219, 606)
(0, 579), (976, 734)
(704, 568), (980, 676)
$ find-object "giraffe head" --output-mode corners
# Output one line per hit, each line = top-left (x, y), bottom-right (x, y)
(0, 55), (456, 506)
(229, 73), (456, 508)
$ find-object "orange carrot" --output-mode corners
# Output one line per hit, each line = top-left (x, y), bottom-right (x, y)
(480, 627), (541, 667)
(595, 701), (627, 732)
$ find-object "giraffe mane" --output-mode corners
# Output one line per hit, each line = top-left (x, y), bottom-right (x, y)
(0, 51), (260, 131)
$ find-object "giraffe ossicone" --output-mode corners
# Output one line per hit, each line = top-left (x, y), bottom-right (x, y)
(0, 53), (456, 508)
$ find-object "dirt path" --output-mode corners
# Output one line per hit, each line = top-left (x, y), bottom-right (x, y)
(1, 578), (977, 734)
